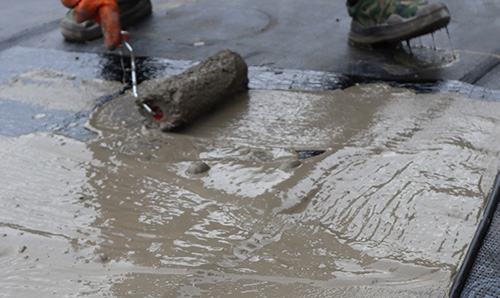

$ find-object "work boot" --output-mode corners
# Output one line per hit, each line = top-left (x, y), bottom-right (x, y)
(346, 0), (450, 46)
(60, 0), (152, 42)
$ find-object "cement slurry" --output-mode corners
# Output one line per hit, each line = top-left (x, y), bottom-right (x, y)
(0, 64), (124, 139)
(2, 82), (500, 297)
(0, 68), (123, 113)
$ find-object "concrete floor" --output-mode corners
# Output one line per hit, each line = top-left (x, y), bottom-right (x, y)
(0, 0), (500, 137)
(1, 1), (500, 297)
(3, 0), (500, 88)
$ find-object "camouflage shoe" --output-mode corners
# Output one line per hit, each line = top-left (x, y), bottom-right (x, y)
(60, 0), (152, 42)
(346, 0), (450, 45)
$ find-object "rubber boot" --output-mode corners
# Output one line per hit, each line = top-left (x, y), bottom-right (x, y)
(346, 0), (450, 46)
(60, 0), (152, 42)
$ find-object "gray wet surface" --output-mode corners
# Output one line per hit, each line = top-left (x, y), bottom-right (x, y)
(7, 0), (500, 87)
(2, 82), (500, 297)
(3, 0), (500, 296)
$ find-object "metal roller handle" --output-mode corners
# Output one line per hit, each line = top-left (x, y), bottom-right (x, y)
(121, 31), (154, 115)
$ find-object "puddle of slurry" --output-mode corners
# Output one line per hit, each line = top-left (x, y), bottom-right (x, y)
(3, 83), (500, 297)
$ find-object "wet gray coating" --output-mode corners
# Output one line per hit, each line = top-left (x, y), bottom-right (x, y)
(2, 83), (499, 297)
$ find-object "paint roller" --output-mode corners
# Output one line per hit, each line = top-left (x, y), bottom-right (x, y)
(121, 33), (249, 131)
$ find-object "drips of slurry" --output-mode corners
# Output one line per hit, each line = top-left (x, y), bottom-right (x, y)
(3, 83), (500, 297)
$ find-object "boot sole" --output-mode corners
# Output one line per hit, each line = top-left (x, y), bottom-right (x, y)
(61, 0), (152, 42)
(348, 3), (451, 46)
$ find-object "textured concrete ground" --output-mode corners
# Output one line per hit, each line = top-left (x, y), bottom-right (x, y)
(3, 0), (500, 136)
(3, 0), (500, 87)
(1, 1), (500, 297)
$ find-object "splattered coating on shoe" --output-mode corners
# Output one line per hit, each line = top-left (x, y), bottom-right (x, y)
(347, 1), (450, 45)
(347, 0), (429, 26)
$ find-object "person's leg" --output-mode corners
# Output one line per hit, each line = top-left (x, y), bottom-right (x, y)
(61, 0), (152, 42)
(346, 0), (450, 46)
